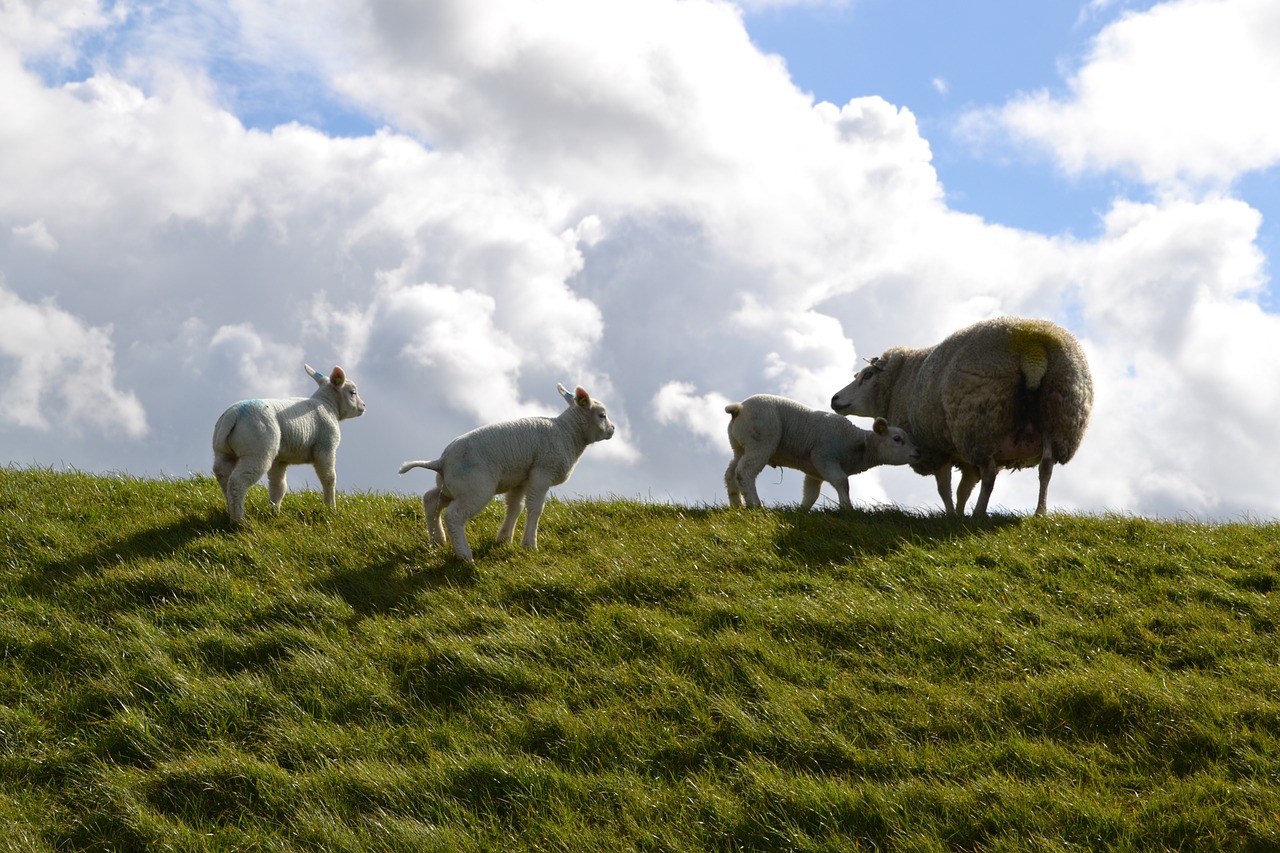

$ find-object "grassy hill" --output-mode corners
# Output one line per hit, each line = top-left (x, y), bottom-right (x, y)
(2, 465), (1280, 851)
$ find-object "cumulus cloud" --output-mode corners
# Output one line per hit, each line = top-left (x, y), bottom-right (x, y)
(0, 284), (147, 437)
(969, 0), (1280, 189)
(0, 0), (1277, 519)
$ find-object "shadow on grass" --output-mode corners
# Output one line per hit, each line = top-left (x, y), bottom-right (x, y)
(770, 505), (1024, 563)
(28, 511), (225, 588)
(310, 550), (478, 618)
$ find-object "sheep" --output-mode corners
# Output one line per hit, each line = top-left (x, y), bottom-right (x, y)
(398, 383), (615, 563)
(724, 394), (920, 511)
(830, 316), (1093, 518)
(212, 364), (366, 524)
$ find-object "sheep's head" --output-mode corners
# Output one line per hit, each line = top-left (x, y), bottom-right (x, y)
(557, 382), (615, 443)
(306, 363), (367, 420)
(830, 350), (902, 417)
(870, 416), (920, 466)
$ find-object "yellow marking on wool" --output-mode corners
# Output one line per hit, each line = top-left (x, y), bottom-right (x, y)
(1009, 321), (1063, 391)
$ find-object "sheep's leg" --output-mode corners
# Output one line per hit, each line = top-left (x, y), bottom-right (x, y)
(227, 455), (272, 525)
(954, 464), (981, 515)
(1035, 438), (1056, 516)
(971, 459), (1000, 518)
(497, 489), (526, 545)
(268, 461), (289, 510)
(724, 456), (745, 507)
(934, 466), (957, 515)
(421, 488), (447, 545)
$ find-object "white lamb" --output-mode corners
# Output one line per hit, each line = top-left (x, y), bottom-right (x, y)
(398, 383), (615, 563)
(212, 363), (366, 525)
(724, 394), (919, 511)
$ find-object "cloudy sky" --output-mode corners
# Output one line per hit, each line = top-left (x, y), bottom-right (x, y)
(3, 0), (1278, 520)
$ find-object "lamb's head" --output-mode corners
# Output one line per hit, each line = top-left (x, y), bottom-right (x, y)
(869, 416), (919, 466)
(831, 349), (904, 417)
(557, 382), (615, 444)
(306, 363), (367, 420)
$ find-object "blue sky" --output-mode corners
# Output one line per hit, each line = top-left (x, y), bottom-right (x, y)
(3, 0), (1280, 521)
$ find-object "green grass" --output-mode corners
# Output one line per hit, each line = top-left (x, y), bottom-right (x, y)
(3, 465), (1280, 851)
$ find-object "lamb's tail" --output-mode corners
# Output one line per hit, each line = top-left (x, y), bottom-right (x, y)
(724, 402), (742, 417)
(398, 459), (443, 475)
(211, 409), (239, 453)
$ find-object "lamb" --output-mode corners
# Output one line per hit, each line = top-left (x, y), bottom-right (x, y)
(212, 364), (366, 524)
(398, 383), (615, 563)
(724, 394), (920, 510)
(830, 316), (1093, 518)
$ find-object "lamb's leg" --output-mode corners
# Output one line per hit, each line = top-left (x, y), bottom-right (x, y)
(724, 455), (745, 507)
(421, 487), (447, 545)
(520, 483), (553, 550)
(268, 461), (289, 510)
(954, 464), (981, 515)
(213, 452), (236, 503)
(442, 491), (489, 563)
(971, 458), (1000, 518)
(813, 461), (852, 511)
(497, 488), (526, 544)
(227, 455), (272, 525)
(934, 465), (957, 515)
(1035, 438), (1056, 516)
(312, 453), (337, 509)
(800, 475), (824, 511)
(734, 450), (771, 508)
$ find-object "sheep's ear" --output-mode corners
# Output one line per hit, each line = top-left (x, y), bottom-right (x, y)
(330, 366), (346, 388)
(305, 363), (326, 386)
(872, 417), (888, 435)
(557, 383), (575, 406)
(574, 386), (591, 408)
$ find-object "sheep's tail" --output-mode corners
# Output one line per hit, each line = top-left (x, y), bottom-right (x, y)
(725, 403), (742, 417)
(1009, 323), (1059, 391)
(398, 459), (443, 475)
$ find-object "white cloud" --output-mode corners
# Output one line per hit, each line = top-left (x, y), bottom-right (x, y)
(11, 220), (57, 252)
(0, 283), (147, 437)
(972, 0), (1280, 189)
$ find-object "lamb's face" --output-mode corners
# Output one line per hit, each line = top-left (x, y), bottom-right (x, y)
(586, 402), (615, 443)
(872, 417), (920, 466)
(336, 380), (367, 420)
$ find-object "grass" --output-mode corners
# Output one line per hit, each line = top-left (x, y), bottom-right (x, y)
(2, 464), (1280, 850)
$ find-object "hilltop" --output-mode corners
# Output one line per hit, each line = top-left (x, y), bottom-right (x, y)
(2, 466), (1279, 850)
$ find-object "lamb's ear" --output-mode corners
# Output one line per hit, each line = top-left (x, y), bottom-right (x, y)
(557, 383), (575, 406)
(306, 363), (326, 387)
(330, 366), (346, 388)
(872, 417), (888, 435)
(574, 386), (591, 408)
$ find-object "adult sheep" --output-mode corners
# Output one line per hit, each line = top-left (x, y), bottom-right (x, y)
(830, 316), (1092, 517)
(398, 383), (615, 563)
(212, 364), (366, 524)
(724, 394), (919, 510)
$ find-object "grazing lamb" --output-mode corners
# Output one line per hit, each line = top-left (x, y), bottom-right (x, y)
(398, 383), (615, 563)
(724, 394), (919, 510)
(830, 316), (1093, 518)
(212, 364), (366, 524)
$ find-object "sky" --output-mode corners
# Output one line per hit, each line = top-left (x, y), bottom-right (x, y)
(2, 0), (1279, 520)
